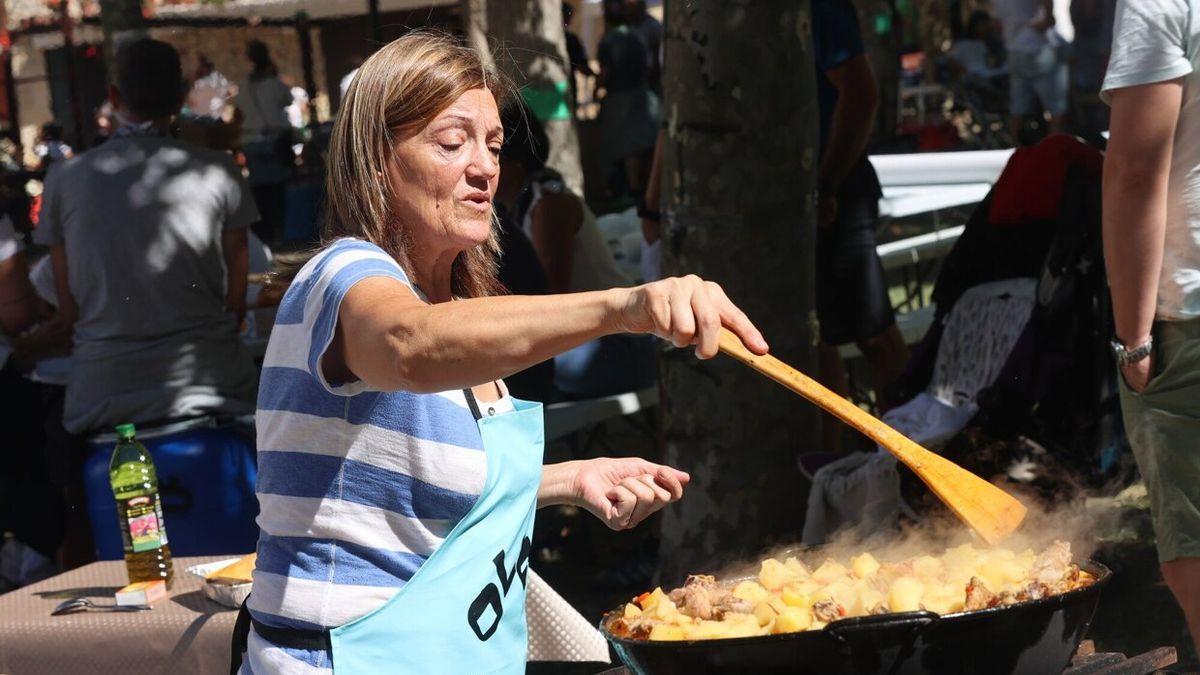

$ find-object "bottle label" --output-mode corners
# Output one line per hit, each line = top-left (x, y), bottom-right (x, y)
(124, 494), (169, 553)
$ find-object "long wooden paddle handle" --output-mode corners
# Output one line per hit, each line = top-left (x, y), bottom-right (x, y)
(717, 327), (1027, 545)
(717, 328), (925, 468)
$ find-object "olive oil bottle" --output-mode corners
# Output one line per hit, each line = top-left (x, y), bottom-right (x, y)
(109, 423), (174, 588)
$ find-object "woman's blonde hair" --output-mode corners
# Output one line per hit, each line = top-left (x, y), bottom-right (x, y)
(324, 30), (511, 298)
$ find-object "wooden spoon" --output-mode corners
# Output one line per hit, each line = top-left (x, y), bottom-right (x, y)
(718, 328), (1026, 545)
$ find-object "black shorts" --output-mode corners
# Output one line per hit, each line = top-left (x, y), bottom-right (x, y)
(815, 195), (895, 346)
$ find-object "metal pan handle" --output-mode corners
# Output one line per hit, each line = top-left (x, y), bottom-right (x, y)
(824, 610), (941, 645)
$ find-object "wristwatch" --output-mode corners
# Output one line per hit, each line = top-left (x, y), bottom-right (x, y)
(1110, 335), (1153, 367)
(636, 199), (661, 223)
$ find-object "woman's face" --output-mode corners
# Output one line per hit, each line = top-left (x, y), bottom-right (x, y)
(387, 87), (503, 260)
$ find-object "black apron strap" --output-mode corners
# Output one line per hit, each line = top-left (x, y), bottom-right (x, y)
(230, 597), (252, 675)
(462, 388), (484, 421)
(251, 618), (333, 652)
(229, 594), (333, 672)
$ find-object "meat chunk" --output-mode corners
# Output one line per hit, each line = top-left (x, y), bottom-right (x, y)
(1030, 540), (1072, 586)
(669, 575), (717, 619)
(667, 574), (739, 620)
(995, 591), (1018, 606)
(607, 616), (652, 640)
(813, 599), (843, 623)
(628, 623), (652, 640)
(965, 577), (997, 611)
(1050, 564), (1082, 594)
(1017, 582), (1048, 602)
(1064, 563), (1080, 581)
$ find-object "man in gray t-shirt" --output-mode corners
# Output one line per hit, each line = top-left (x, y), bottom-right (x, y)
(35, 38), (259, 434)
(1102, 0), (1200, 655)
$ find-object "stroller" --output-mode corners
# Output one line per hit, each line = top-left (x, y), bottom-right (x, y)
(804, 135), (1113, 544)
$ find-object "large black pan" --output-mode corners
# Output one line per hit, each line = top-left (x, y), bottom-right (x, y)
(602, 561), (1111, 675)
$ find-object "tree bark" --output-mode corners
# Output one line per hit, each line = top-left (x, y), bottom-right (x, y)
(464, 0), (585, 196)
(98, 0), (147, 82)
(461, 0), (494, 70)
(656, 0), (819, 585)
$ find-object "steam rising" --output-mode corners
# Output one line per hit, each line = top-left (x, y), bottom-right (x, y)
(706, 492), (1120, 583)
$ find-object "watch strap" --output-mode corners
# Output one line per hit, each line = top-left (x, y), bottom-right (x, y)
(1112, 335), (1153, 367)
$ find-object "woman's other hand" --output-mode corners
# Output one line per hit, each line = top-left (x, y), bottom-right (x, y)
(552, 458), (690, 531)
(613, 276), (769, 359)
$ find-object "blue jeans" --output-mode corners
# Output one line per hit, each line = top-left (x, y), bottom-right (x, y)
(1008, 45), (1068, 117)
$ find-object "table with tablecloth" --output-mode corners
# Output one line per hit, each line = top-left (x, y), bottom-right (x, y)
(0, 555), (615, 674)
(0, 555), (239, 674)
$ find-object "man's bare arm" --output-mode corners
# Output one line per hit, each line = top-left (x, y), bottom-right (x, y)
(222, 227), (249, 326)
(1103, 79), (1183, 389)
(819, 54), (879, 197)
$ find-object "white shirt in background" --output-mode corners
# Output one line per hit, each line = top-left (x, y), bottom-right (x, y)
(235, 75), (292, 139)
(1102, 0), (1200, 319)
(188, 70), (234, 119)
(993, 0), (1058, 53)
(339, 68), (359, 100)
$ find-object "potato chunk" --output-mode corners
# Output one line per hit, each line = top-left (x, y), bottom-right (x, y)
(920, 586), (965, 615)
(651, 597), (680, 621)
(911, 555), (943, 580)
(759, 558), (795, 591)
(732, 580), (769, 604)
(846, 583), (885, 616)
(649, 624), (686, 641)
(623, 603), (642, 619)
(773, 606), (813, 633)
(978, 558), (1025, 592)
(888, 577), (925, 612)
(784, 557), (809, 577)
(722, 612), (766, 638)
(812, 559), (848, 585)
(942, 544), (980, 575)
(753, 597), (784, 627)
(684, 619), (733, 641)
(811, 579), (851, 606)
(851, 553), (881, 579)
(640, 587), (668, 610)
(781, 582), (811, 608)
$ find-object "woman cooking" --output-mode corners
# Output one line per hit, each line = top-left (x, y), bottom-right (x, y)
(233, 32), (767, 674)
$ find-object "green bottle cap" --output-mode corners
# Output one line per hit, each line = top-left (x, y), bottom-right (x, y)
(115, 423), (136, 441)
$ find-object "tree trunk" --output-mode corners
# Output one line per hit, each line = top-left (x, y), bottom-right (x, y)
(656, 0), (819, 585)
(464, 0), (585, 196)
(461, 0), (494, 70)
(98, 0), (147, 82)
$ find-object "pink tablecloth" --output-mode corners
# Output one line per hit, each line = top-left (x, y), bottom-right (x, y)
(0, 555), (239, 674)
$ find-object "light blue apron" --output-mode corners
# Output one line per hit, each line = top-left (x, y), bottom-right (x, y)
(329, 393), (544, 674)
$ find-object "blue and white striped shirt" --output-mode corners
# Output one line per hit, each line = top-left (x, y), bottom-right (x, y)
(245, 238), (492, 673)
